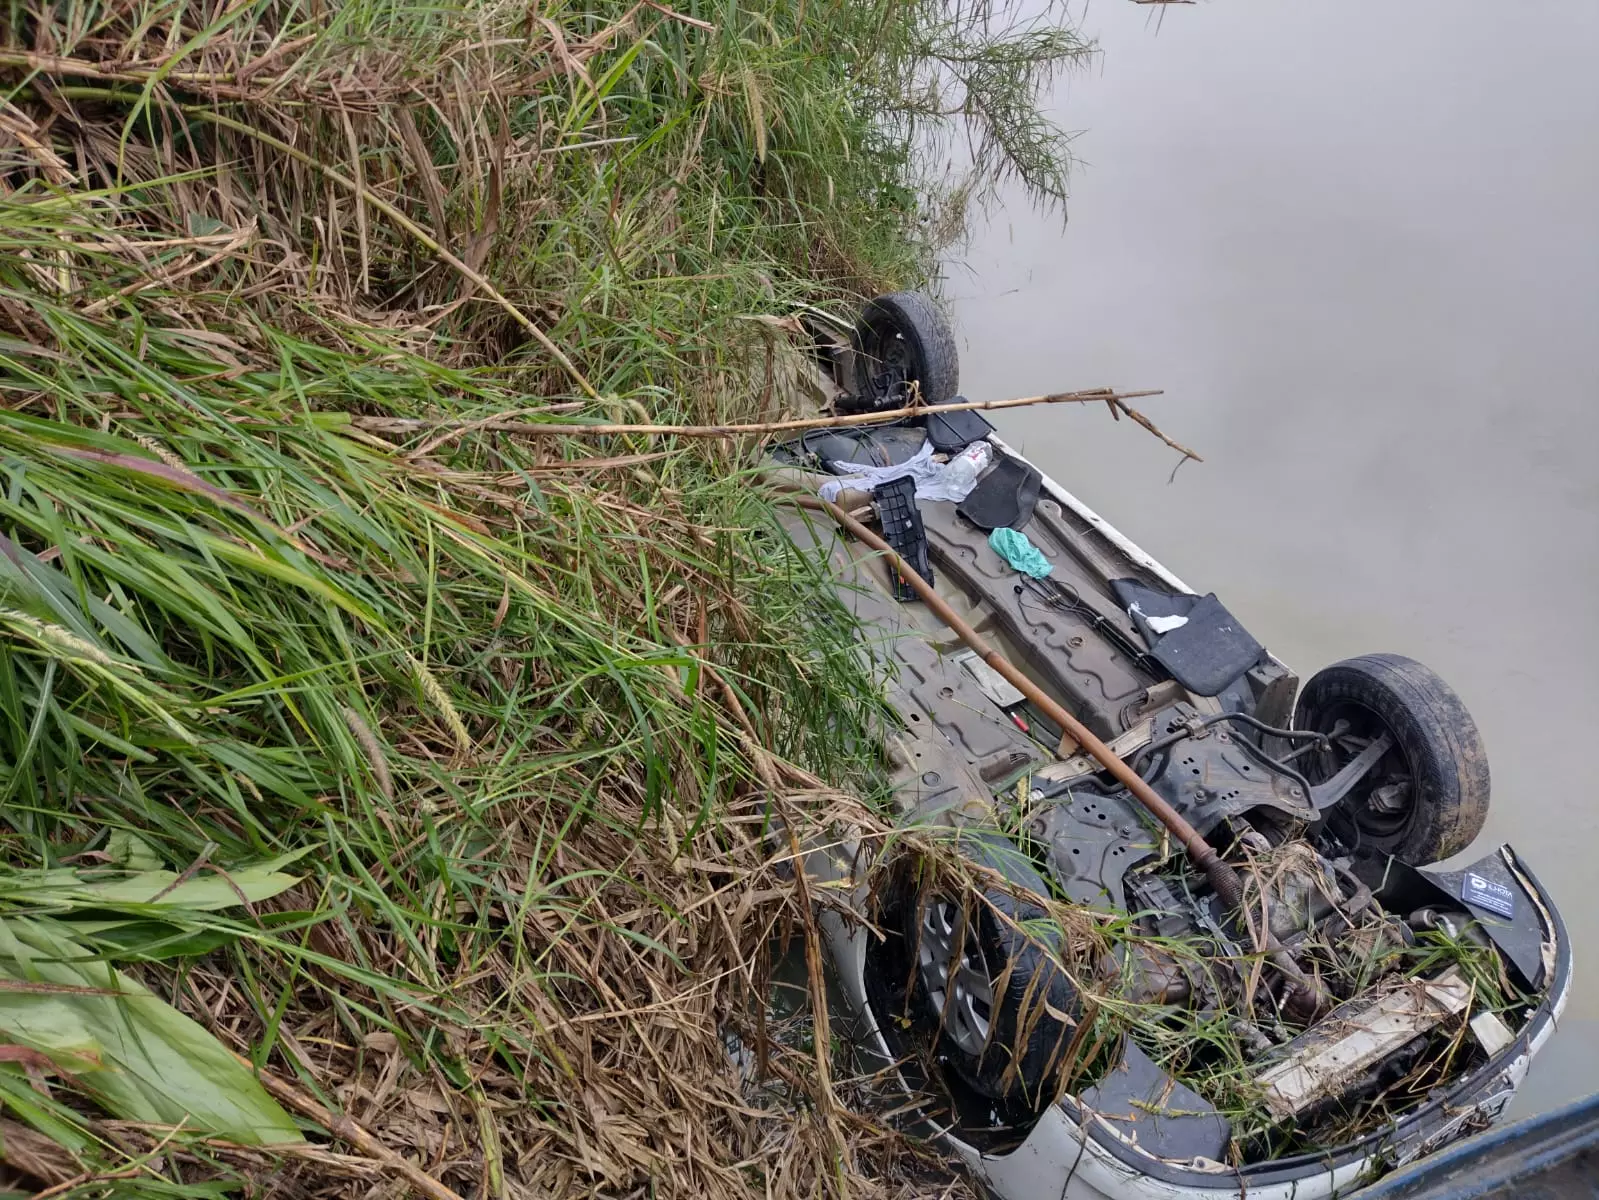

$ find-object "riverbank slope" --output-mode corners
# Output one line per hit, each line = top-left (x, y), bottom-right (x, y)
(0, 2), (1084, 1195)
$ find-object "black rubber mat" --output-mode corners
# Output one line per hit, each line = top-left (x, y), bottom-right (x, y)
(1110, 579), (1264, 697)
(957, 453), (1042, 531)
(925, 405), (994, 453)
(770, 423), (927, 469)
(803, 425), (927, 467)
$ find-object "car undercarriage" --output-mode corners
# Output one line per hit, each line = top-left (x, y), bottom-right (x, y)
(769, 293), (1569, 1198)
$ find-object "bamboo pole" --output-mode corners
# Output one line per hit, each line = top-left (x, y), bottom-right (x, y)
(349, 387), (1200, 450)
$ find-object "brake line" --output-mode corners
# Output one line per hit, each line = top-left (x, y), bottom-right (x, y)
(1017, 575), (1159, 674)
(817, 497), (1331, 1015)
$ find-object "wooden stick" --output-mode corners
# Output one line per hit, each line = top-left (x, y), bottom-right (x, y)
(349, 387), (1166, 441)
(818, 499), (1217, 863)
(1106, 395), (1202, 463)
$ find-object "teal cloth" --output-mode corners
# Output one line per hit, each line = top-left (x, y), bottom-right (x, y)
(988, 527), (1053, 579)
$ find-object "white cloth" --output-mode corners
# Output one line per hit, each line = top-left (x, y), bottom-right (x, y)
(817, 440), (991, 504)
(1129, 602), (1189, 634)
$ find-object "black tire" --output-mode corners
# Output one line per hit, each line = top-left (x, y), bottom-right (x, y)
(851, 291), (960, 409)
(1294, 654), (1489, 865)
(876, 843), (1078, 1108)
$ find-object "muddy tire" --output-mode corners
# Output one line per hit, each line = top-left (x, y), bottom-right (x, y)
(851, 291), (960, 409)
(1295, 654), (1489, 865)
(884, 843), (1078, 1108)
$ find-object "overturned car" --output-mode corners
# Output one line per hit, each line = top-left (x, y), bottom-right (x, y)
(770, 293), (1570, 1197)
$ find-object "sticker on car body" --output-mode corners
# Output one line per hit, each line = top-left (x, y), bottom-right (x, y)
(1462, 872), (1516, 918)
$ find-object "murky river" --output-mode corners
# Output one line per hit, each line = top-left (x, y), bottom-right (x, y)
(952, 2), (1599, 1115)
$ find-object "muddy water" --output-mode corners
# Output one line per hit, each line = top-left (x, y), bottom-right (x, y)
(951, 3), (1599, 1115)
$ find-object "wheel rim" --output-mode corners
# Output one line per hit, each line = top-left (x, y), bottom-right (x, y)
(917, 898), (995, 1057)
(857, 320), (913, 404)
(1301, 700), (1417, 842)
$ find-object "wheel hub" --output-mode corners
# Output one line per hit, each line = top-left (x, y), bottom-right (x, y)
(1368, 780), (1412, 815)
(917, 899), (995, 1057)
(1308, 703), (1417, 838)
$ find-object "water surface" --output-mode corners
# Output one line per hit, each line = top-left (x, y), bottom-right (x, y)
(952, 1), (1599, 1115)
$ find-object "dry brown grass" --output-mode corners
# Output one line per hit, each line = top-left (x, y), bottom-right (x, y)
(0, 0), (1097, 1195)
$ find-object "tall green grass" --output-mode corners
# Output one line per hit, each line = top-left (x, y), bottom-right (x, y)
(0, 0), (1088, 1194)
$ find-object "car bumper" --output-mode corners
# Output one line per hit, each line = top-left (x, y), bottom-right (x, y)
(818, 842), (1571, 1200)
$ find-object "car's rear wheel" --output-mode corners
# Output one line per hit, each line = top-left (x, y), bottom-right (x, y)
(1294, 654), (1489, 865)
(849, 291), (960, 411)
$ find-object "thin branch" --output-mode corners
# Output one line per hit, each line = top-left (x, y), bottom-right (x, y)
(350, 387), (1169, 440)
(1106, 396), (1203, 463)
(242, 1059), (467, 1200)
(143, 841), (217, 904)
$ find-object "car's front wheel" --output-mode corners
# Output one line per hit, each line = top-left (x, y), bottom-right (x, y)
(872, 852), (1080, 1110)
(1294, 653), (1490, 865)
